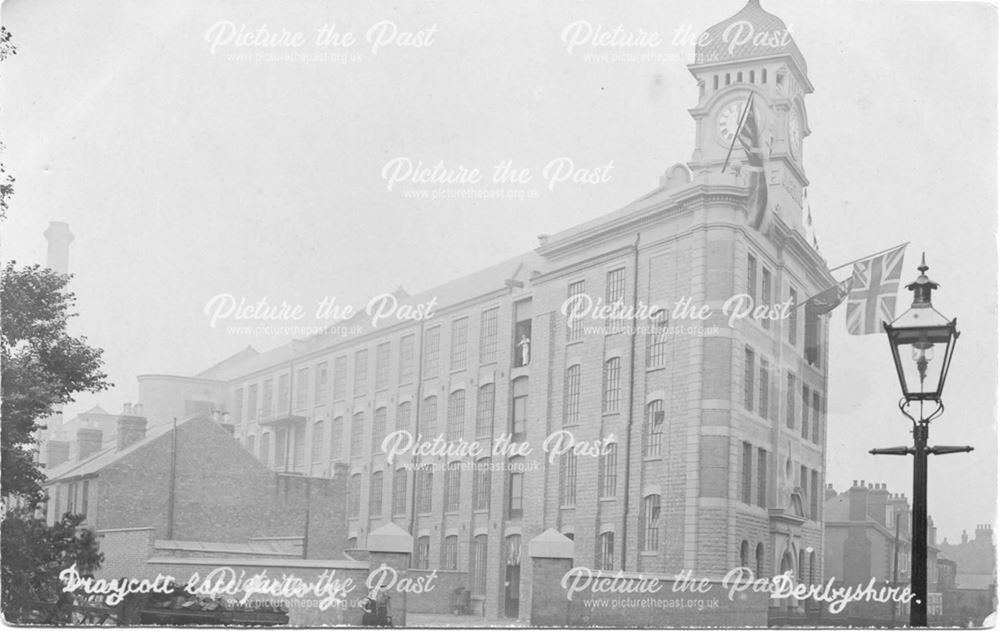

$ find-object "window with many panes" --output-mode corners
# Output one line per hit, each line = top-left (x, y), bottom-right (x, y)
(396, 401), (411, 433)
(471, 535), (488, 595)
(473, 457), (491, 510)
(348, 474), (361, 517)
(423, 326), (441, 376)
(479, 307), (499, 363)
(444, 466), (460, 513)
(350, 412), (364, 456)
(399, 335), (415, 383)
(599, 532), (615, 570)
(602, 357), (621, 413)
(644, 401), (664, 458)
(812, 392), (822, 443)
(369, 471), (383, 517)
(417, 466), (433, 514)
(559, 451), (577, 506)
(599, 443), (617, 498)
(744, 346), (755, 411)
(392, 468), (407, 516)
(443, 535), (459, 570)
(567, 280), (586, 342)
(641, 494), (661, 552)
(416, 536), (430, 569)
(447, 390), (465, 440)
(788, 287), (798, 345)
(475, 384), (494, 438)
(606, 268), (626, 334)
(761, 267), (772, 329)
(311, 420), (325, 463)
(564, 365), (581, 425)
(333, 356), (347, 400)
(747, 253), (757, 302)
(330, 416), (343, 462)
(647, 310), (669, 368)
(375, 343), (391, 391)
(422, 395), (438, 437)
(801, 384), (811, 439)
(450, 317), (468, 370)
(354, 349), (368, 396)
(372, 408), (387, 453)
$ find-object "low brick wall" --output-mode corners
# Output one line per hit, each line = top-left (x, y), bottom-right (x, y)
(405, 569), (470, 614)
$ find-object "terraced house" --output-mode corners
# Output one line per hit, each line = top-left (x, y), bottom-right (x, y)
(105, 0), (834, 620)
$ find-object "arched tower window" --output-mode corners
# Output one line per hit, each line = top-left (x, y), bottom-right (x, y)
(713, 75), (719, 90)
(725, 73), (731, 85)
(737, 71), (743, 82)
(749, 70), (755, 83)
(762, 68), (768, 83)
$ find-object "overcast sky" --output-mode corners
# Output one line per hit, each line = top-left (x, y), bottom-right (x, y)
(2, 0), (996, 543)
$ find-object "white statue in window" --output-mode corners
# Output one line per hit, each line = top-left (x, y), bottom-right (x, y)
(517, 334), (531, 366)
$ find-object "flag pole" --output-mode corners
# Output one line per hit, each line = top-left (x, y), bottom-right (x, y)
(721, 92), (754, 173)
(827, 241), (909, 274)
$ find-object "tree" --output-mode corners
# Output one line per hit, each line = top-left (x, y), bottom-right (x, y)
(0, 26), (15, 219)
(1, 509), (105, 623)
(1, 262), (111, 505)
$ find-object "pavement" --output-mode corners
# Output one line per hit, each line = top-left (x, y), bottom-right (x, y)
(404, 612), (528, 628)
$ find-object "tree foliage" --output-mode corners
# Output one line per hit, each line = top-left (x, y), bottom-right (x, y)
(1, 509), (105, 623)
(1, 262), (111, 505)
(0, 26), (15, 219)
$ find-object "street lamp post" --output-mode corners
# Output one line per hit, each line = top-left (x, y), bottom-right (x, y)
(870, 254), (971, 627)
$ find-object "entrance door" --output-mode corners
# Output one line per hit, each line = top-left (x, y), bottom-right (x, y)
(504, 535), (521, 618)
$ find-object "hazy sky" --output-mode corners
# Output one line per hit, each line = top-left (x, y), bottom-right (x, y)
(2, 0), (996, 542)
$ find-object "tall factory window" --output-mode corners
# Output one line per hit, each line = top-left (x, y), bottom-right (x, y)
(559, 451), (577, 507)
(606, 268), (626, 334)
(278, 374), (289, 412)
(372, 407), (387, 453)
(599, 532), (615, 571)
(599, 443), (618, 498)
(424, 326), (441, 376)
(330, 416), (343, 462)
(333, 356), (347, 400)
(758, 358), (770, 418)
(417, 466), (433, 515)
(641, 494), (661, 552)
(741, 441), (753, 504)
(450, 317), (469, 371)
(471, 535), (488, 595)
(350, 412), (364, 456)
(644, 401), (664, 458)
(566, 280), (586, 342)
(422, 395), (438, 437)
(473, 457), (491, 511)
(311, 420), (325, 464)
(314, 361), (328, 405)
(399, 335), (415, 384)
(507, 456), (524, 519)
(475, 384), (495, 438)
(646, 310), (669, 368)
(392, 468), (407, 516)
(297, 368), (311, 410)
(444, 466), (461, 513)
(786, 373), (796, 429)
(415, 537), (430, 569)
(396, 401), (412, 433)
(369, 471), (383, 517)
(447, 390), (465, 441)
(479, 307), (499, 363)
(353, 349), (368, 396)
(443, 536), (459, 570)
(602, 357), (621, 413)
(375, 342), (391, 391)
(744, 347), (755, 411)
(757, 448), (768, 508)
(348, 474), (361, 518)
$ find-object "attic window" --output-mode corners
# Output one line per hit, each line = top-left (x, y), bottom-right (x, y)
(762, 68), (767, 83)
(737, 71), (743, 82)
(713, 75), (719, 90)
(749, 70), (755, 83)
(725, 73), (731, 85)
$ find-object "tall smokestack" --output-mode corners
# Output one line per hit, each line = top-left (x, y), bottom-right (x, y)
(44, 221), (74, 274)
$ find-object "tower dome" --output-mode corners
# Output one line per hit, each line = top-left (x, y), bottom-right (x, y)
(694, 0), (806, 72)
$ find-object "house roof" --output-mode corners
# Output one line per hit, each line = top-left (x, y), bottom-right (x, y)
(44, 415), (206, 483)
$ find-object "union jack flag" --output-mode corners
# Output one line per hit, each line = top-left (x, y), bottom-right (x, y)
(845, 244), (908, 335)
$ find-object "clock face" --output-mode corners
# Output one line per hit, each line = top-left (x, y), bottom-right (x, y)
(788, 109), (802, 157)
(717, 101), (745, 145)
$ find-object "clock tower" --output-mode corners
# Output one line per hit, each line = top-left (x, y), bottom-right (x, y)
(687, 0), (812, 234)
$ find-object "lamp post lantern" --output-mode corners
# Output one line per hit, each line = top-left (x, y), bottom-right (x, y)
(870, 254), (971, 627)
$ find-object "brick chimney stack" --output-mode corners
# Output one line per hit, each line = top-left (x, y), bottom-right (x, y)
(117, 403), (148, 450)
(76, 428), (103, 461)
(45, 440), (70, 469)
(868, 482), (890, 526)
(848, 480), (869, 521)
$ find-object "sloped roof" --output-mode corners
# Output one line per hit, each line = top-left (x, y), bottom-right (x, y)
(80, 405), (112, 416)
(44, 415), (206, 483)
(195, 345), (260, 381)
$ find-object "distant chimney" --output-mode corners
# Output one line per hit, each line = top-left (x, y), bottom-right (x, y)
(43, 221), (74, 274)
(961, 530), (969, 544)
(76, 428), (103, 461)
(537, 234), (549, 247)
(825, 483), (838, 501)
(46, 440), (70, 469)
(867, 482), (890, 526)
(117, 411), (147, 450)
(848, 481), (868, 521)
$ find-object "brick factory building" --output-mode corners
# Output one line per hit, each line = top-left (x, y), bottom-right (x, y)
(72, 0), (833, 621)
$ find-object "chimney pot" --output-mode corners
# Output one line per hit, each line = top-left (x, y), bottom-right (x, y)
(117, 413), (147, 451)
